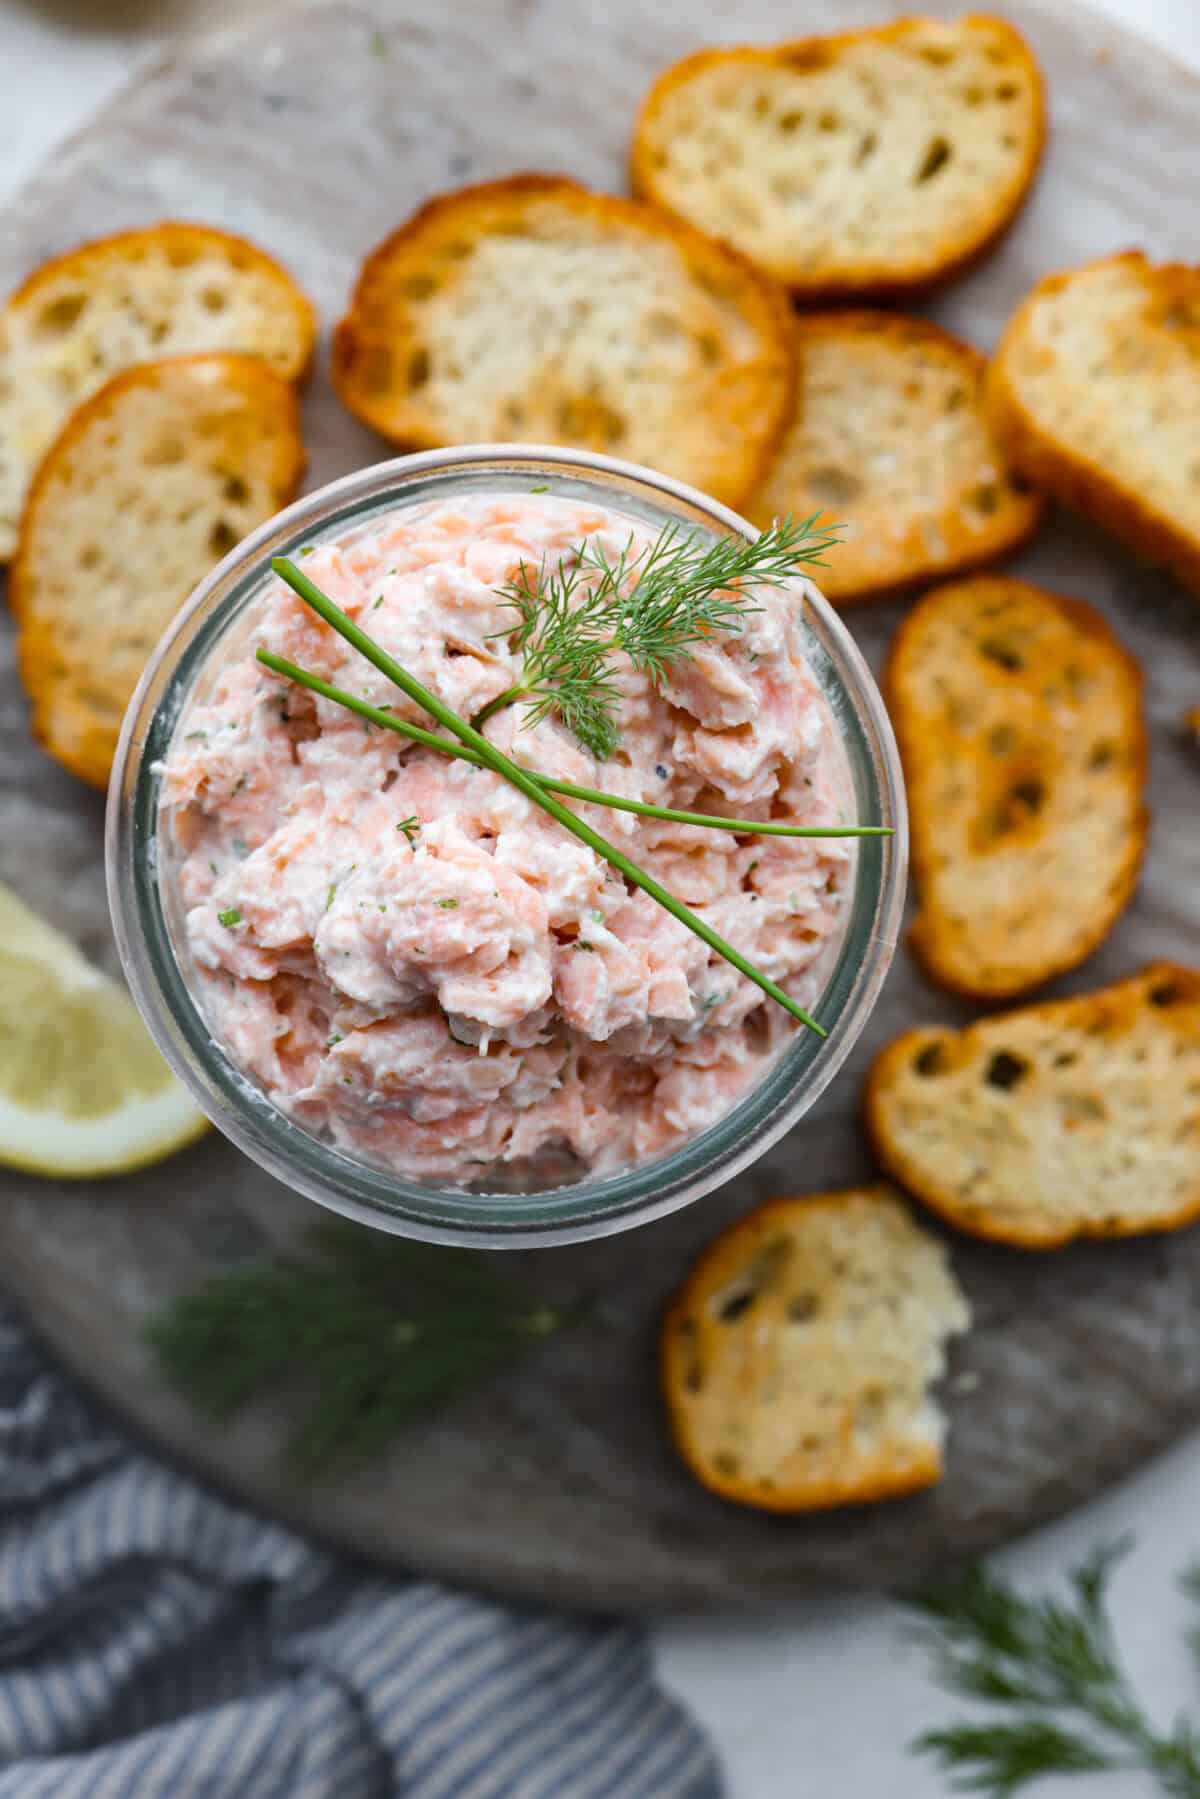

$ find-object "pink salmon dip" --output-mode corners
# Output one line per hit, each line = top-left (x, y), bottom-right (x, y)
(160, 495), (853, 1184)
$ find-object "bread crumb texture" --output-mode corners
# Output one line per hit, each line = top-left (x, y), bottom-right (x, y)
(332, 175), (796, 510)
(0, 222), (314, 560)
(887, 575), (1147, 999)
(867, 966), (1200, 1248)
(751, 314), (1040, 600)
(661, 1186), (970, 1512)
(13, 355), (305, 789)
(632, 15), (1045, 295)
(988, 252), (1200, 597)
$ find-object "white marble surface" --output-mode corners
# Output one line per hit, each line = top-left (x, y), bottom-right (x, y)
(1, 0), (1198, 1792)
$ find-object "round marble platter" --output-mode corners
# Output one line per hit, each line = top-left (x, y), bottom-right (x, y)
(0, 0), (1197, 1612)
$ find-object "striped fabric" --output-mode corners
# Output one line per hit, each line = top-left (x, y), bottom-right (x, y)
(0, 1306), (720, 1798)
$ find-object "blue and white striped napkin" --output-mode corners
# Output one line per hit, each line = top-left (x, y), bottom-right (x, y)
(0, 1305), (720, 1798)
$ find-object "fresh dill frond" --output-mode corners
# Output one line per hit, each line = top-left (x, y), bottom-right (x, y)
(908, 1541), (1200, 1797)
(145, 1222), (579, 1474)
(480, 512), (842, 757)
(488, 552), (622, 758)
(583, 511), (841, 686)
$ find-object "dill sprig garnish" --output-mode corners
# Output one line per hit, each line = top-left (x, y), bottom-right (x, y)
(265, 558), (833, 1035)
(481, 552), (623, 758)
(907, 1541), (1200, 1797)
(474, 513), (841, 757)
(145, 1222), (577, 1474)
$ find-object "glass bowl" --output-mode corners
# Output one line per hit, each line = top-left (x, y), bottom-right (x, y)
(107, 446), (906, 1247)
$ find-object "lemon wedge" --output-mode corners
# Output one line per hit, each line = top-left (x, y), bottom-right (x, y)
(0, 882), (207, 1178)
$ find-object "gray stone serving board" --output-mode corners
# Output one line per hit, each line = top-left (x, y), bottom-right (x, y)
(0, 0), (1198, 1613)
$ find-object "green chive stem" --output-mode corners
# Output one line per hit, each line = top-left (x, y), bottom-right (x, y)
(268, 559), (832, 1036)
(255, 651), (889, 844)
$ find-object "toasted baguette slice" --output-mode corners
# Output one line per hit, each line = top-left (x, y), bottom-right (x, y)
(0, 222), (315, 561)
(988, 253), (1200, 598)
(887, 576), (1147, 999)
(13, 356), (305, 788)
(631, 16), (1045, 298)
(751, 315), (1040, 601)
(661, 1186), (970, 1513)
(332, 175), (796, 511)
(867, 966), (1200, 1249)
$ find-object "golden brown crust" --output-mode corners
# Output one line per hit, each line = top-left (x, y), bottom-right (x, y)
(12, 355), (305, 789)
(631, 15), (1047, 299)
(331, 173), (797, 511)
(661, 1188), (962, 1512)
(884, 576), (1149, 1000)
(865, 965), (1200, 1249)
(4, 221), (318, 382)
(987, 251), (1200, 599)
(751, 313), (1042, 603)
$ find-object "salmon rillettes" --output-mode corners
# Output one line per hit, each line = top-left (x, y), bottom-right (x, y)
(159, 496), (852, 1184)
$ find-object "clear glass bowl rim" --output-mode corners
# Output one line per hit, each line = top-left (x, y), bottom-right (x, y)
(106, 445), (907, 1249)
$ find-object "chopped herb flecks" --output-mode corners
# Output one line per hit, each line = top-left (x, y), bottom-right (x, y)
(218, 907), (242, 928)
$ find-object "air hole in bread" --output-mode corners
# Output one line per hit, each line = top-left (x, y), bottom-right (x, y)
(676, 1318), (706, 1392)
(407, 348), (431, 389)
(713, 1451), (741, 1476)
(806, 465), (861, 507)
(968, 483), (999, 516)
(917, 44), (956, 65)
(79, 545), (101, 571)
(201, 287), (228, 312)
(36, 293), (88, 336)
(1009, 775), (1045, 814)
(787, 1292), (819, 1323)
(717, 1286), (755, 1322)
(778, 110), (805, 133)
(985, 1049), (1029, 1090)
(223, 474), (249, 504)
(856, 132), (878, 164)
(916, 136), (953, 183)
(817, 110), (840, 132)
(1089, 741), (1116, 770)
(914, 1041), (948, 1076)
(209, 520), (237, 557)
(988, 723), (1017, 756)
(402, 273), (438, 299)
(995, 82), (1019, 100)
(979, 637), (1024, 671)
(716, 1236), (793, 1321)
(1150, 981), (1182, 1007)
